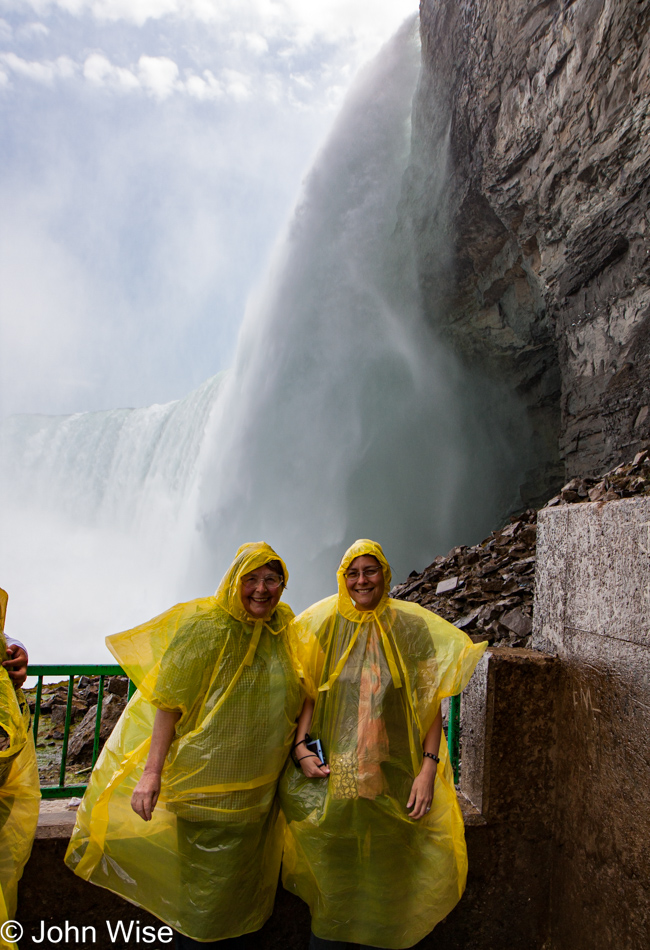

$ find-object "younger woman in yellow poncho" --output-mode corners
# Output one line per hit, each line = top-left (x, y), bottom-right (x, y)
(65, 543), (303, 948)
(0, 589), (40, 950)
(280, 540), (487, 950)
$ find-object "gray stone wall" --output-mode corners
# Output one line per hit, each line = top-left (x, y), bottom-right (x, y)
(533, 497), (650, 949)
(413, 0), (650, 501)
(452, 647), (559, 950)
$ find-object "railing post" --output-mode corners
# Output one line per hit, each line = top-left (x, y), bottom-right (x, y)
(92, 675), (106, 768)
(58, 674), (75, 789)
(448, 693), (461, 784)
(32, 675), (43, 743)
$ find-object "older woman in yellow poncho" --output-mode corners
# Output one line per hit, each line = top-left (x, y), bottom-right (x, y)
(65, 543), (303, 949)
(280, 540), (487, 950)
(0, 590), (40, 950)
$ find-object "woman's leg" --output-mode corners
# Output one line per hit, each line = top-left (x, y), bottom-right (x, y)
(175, 933), (253, 949)
(308, 934), (352, 950)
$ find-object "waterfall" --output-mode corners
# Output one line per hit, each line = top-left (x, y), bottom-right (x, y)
(0, 17), (529, 659)
(190, 16), (528, 605)
(0, 375), (224, 659)
(1, 373), (223, 528)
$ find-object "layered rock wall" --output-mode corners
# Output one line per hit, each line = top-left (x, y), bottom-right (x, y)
(413, 0), (650, 499)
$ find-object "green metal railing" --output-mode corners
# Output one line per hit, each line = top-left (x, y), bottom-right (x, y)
(448, 694), (461, 784)
(27, 666), (464, 798)
(29, 665), (136, 799)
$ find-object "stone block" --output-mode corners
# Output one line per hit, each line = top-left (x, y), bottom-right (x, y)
(436, 576), (459, 594)
(461, 646), (559, 823)
(533, 498), (650, 950)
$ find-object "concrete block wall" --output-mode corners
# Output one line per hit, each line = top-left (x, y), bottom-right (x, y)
(429, 647), (559, 950)
(533, 497), (650, 950)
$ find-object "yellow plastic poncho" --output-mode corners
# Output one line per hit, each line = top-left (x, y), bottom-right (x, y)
(0, 590), (40, 950)
(280, 540), (487, 949)
(65, 543), (303, 941)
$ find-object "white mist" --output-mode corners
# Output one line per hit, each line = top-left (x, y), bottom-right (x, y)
(0, 17), (530, 660)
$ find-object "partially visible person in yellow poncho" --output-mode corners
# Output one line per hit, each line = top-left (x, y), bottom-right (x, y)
(0, 589), (40, 950)
(280, 540), (487, 950)
(65, 543), (303, 949)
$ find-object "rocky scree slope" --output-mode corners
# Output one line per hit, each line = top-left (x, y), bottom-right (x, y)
(391, 446), (650, 645)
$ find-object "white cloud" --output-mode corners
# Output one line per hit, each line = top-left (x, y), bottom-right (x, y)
(220, 67), (251, 101)
(260, 70), (282, 104)
(2, 47), (320, 102)
(0, 0), (418, 112)
(137, 54), (178, 99)
(0, 17), (12, 41)
(185, 69), (223, 100)
(242, 32), (268, 55)
(83, 51), (139, 89)
(290, 72), (313, 91)
(226, 31), (269, 55)
(1, 51), (51, 81)
(4, 1), (417, 48)
(16, 20), (50, 38)
(0, 51), (76, 82)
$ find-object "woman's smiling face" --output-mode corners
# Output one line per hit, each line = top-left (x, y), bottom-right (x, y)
(240, 562), (284, 619)
(344, 554), (385, 611)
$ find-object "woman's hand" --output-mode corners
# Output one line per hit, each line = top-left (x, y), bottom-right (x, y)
(408, 707), (442, 819)
(3, 645), (28, 689)
(130, 707), (180, 821)
(298, 754), (330, 779)
(131, 769), (162, 821)
(407, 758), (437, 820)
(293, 698), (329, 778)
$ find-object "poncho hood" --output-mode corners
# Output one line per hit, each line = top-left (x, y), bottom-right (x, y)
(336, 539), (392, 621)
(215, 541), (291, 626)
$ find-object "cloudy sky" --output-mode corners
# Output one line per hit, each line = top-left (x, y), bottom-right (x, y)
(0, 0), (418, 416)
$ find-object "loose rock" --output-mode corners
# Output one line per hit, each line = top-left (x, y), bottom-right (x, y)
(67, 693), (127, 764)
(391, 509), (537, 648)
(391, 447), (650, 647)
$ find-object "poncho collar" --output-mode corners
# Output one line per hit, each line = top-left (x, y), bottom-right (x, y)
(336, 539), (392, 622)
(214, 541), (291, 633)
(319, 540), (401, 692)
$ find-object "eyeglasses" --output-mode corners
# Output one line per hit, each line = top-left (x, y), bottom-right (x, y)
(344, 567), (382, 581)
(242, 573), (284, 591)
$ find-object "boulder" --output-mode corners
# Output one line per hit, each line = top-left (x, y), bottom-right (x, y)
(67, 693), (126, 764)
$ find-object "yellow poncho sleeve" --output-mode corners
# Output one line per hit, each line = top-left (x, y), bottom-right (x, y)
(385, 598), (486, 737)
(287, 595), (334, 700)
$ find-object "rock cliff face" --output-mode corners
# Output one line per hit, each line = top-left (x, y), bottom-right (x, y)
(411, 0), (650, 499)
